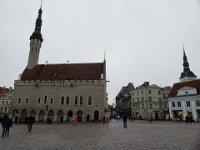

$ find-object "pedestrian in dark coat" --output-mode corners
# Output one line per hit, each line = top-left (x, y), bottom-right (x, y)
(14, 116), (18, 124)
(28, 116), (34, 132)
(5, 118), (12, 136)
(1, 114), (9, 137)
(123, 115), (128, 128)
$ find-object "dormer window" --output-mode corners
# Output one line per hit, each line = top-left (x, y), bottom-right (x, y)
(177, 86), (197, 96)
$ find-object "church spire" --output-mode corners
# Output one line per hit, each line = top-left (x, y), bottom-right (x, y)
(180, 46), (197, 82)
(30, 6), (43, 42)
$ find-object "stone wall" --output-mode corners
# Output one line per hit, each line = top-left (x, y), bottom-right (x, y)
(11, 80), (106, 122)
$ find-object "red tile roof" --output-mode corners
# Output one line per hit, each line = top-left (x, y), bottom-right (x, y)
(0, 87), (10, 94)
(168, 79), (200, 97)
(21, 63), (105, 81)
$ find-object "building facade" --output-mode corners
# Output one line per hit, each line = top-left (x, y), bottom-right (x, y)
(131, 82), (163, 120)
(115, 83), (134, 118)
(168, 50), (200, 121)
(168, 80), (200, 121)
(162, 86), (171, 120)
(0, 87), (13, 117)
(11, 7), (107, 122)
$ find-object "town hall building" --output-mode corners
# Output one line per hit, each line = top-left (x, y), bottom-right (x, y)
(11, 6), (107, 122)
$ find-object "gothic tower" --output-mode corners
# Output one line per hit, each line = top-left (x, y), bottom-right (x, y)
(27, 7), (43, 69)
(179, 48), (197, 82)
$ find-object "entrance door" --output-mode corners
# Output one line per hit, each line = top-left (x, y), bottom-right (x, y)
(155, 113), (159, 120)
(86, 115), (90, 122)
(94, 110), (99, 121)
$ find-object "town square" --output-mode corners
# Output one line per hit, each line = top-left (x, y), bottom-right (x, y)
(1, 120), (200, 150)
(1, 0), (200, 150)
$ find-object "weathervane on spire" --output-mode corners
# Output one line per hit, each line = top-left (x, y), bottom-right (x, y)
(104, 49), (106, 61)
(182, 43), (185, 51)
(41, 0), (43, 9)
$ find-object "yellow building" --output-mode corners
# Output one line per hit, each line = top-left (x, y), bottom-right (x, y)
(131, 82), (163, 120)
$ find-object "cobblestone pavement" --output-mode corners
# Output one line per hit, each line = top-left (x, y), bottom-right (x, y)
(0, 120), (200, 150)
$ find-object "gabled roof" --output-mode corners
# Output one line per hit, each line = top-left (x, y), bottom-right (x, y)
(168, 79), (200, 97)
(21, 63), (105, 81)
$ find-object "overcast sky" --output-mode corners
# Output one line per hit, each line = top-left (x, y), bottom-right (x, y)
(0, 0), (200, 104)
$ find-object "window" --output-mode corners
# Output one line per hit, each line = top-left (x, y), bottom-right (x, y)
(38, 98), (40, 104)
(44, 96), (47, 104)
(26, 98), (29, 104)
(138, 104), (140, 109)
(88, 96), (92, 105)
(177, 102), (181, 107)
(75, 96), (78, 105)
(164, 101), (168, 108)
(159, 103), (162, 109)
(66, 97), (69, 105)
(142, 97), (144, 103)
(149, 97), (152, 102)
(148, 90), (151, 94)
(137, 98), (139, 103)
(158, 90), (161, 95)
(6, 101), (8, 105)
(80, 96), (83, 105)
(142, 104), (144, 108)
(141, 90), (143, 95)
(18, 98), (21, 104)
(158, 98), (161, 102)
(172, 102), (175, 107)
(186, 101), (190, 107)
(150, 103), (152, 109)
(51, 98), (53, 104)
(61, 96), (64, 105)
(2, 101), (4, 105)
(196, 100), (200, 106)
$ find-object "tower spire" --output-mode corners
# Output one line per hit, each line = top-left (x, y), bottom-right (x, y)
(30, 5), (43, 41)
(179, 46), (197, 82)
(27, 6), (44, 69)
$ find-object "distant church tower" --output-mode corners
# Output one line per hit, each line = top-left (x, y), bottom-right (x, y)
(179, 48), (197, 82)
(27, 7), (43, 69)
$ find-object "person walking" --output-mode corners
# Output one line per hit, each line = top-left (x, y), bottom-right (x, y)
(123, 115), (128, 128)
(5, 118), (12, 136)
(14, 116), (18, 124)
(73, 116), (78, 126)
(1, 114), (9, 137)
(102, 116), (105, 124)
(28, 116), (34, 132)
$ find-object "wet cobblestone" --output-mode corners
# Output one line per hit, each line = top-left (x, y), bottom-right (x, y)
(0, 120), (200, 150)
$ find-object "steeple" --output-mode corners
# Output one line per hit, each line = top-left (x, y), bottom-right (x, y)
(27, 6), (43, 69)
(180, 46), (197, 82)
(30, 6), (43, 41)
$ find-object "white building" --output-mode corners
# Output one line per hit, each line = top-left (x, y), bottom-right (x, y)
(0, 87), (13, 117)
(168, 80), (200, 121)
(168, 50), (200, 121)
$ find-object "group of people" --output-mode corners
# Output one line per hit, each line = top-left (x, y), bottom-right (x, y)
(1, 114), (13, 137)
(14, 115), (35, 124)
(185, 115), (194, 123)
(1, 114), (35, 137)
(103, 115), (110, 124)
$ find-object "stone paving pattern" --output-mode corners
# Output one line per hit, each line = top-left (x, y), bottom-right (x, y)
(0, 120), (200, 150)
